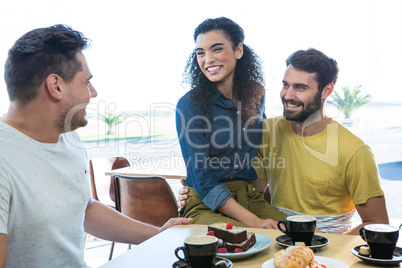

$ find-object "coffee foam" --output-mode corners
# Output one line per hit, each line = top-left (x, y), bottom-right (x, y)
(185, 235), (217, 245)
(365, 224), (398, 232)
(288, 215), (316, 222)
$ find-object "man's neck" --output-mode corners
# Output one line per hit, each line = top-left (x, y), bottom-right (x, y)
(3, 103), (61, 143)
(291, 111), (332, 137)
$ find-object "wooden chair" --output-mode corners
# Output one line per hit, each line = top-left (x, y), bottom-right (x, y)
(89, 157), (131, 207)
(88, 157), (130, 260)
(113, 174), (179, 227)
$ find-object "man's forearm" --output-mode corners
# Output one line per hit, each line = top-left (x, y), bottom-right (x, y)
(84, 199), (159, 245)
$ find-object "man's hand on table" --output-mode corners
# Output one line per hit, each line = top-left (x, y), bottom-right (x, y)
(158, 217), (193, 233)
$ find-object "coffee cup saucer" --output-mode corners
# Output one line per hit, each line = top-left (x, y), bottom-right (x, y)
(214, 257), (233, 268)
(351, 244), (402, 265)
(275, 234), (329, 250)
(172, 257), (233, 268)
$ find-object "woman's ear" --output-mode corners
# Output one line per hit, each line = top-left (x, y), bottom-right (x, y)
(235, 43), (243, 59)
(45, 74), (63, 100)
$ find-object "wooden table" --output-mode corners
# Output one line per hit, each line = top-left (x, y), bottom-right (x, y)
(100, 224), (401, 267)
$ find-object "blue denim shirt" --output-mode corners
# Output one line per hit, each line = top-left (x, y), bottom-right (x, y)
(176, 87), (263, 211)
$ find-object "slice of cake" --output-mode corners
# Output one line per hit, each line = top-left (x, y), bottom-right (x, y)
(224, 231), (256, 253)
(208, 222), (247, 244)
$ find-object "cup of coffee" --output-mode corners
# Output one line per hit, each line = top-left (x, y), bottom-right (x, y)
(174, 235), (218, 268)
(359, 224), (399, 259)
(277, 215), (317, 246)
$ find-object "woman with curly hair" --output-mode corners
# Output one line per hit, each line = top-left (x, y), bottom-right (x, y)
(176, 17), (287, 228)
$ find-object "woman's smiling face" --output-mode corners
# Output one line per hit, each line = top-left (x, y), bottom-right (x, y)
(195, 30), (243, 88)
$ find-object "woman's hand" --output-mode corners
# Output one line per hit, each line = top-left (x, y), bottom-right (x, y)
(255, 219), (279, 230)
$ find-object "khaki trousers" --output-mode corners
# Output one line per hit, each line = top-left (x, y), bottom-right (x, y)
(180, 180), (287, 227)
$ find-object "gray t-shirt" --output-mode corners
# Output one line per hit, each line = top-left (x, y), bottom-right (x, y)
(0, 122), (90, 267)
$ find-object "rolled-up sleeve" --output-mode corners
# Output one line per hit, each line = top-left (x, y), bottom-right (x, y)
(202, 183), (232, 211)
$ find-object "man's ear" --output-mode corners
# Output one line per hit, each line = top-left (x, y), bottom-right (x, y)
(322, 82), (334, 102)
(45, 74), (63, 100)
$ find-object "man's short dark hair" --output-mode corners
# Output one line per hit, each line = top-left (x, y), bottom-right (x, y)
(286, 48), (339, 92)
(4, 24), (91, 104)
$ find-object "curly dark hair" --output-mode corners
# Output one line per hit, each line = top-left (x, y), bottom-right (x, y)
(182, 17), (265, 122)
(4, 24), (91, 104)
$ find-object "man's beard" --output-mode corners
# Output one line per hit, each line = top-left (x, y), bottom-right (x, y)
(282, 90), (322, 122)
(56, 95), (88, 133)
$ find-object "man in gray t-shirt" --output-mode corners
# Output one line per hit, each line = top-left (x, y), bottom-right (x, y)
(0, 25), (191, 267)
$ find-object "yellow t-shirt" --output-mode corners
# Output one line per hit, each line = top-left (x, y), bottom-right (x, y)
(254, 117), (384, 216)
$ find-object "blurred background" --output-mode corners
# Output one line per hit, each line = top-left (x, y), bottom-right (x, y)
(1, 0), (401, 115)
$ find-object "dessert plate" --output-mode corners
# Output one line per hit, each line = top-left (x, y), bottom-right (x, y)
(198, 232), (271, 261)
(351, 245), (402, 265)
(262, 256), (347, 268)
(275, 234), (329, 250)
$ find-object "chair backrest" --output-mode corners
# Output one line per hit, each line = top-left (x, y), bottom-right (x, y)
(114, 174), (179, 227)
(89, 157), (130, 206)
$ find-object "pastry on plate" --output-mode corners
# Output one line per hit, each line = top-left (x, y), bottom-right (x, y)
(274, 245), (314, 268)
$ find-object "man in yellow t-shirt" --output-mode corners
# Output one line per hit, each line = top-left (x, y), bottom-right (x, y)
(253, 48), (388, 234)
(178, 48), (389, 235)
